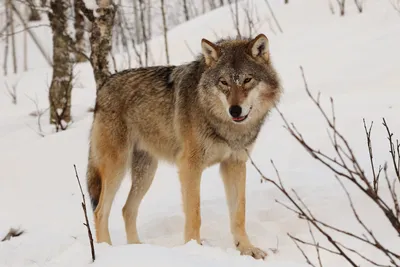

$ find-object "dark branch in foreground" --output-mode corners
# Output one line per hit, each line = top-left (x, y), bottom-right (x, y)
(1, 228), (24, 242)
(74, 164), (96, 262)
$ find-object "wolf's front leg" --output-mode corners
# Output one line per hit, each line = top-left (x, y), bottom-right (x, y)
(220, 158), (267, 260)
(178, 155), (203, 244)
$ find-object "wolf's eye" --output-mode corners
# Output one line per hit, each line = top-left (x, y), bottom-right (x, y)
(220, 80), (228, 86)
(243, 78), (252, 84)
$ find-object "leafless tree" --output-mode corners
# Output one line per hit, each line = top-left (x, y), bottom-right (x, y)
(328, 0), (335, 14)
(139, 0), (149, 66)
(264, 0), (283, 33)
(182, 0), (190, 21)
(208, 0), (217, 10)
(336, 0), (345, 16)
(354, 0), (363, 13)
(23, 6), (28, 71)
(248, 66), (400, 266)
(133, 0), (142, 43)
(74, 0), (87, 62)
(160, 0), (169, 64)
(8, 0), (18, 74)
(242, 0), (262, 37)
(4, 80), (18, 105)
(3, 1), (10, 76)
(228, 0), (241, 38)
(12, 3), (53, 66)
(48, 0), (73, 130)
(77, 0), (117, 90)
(119, 9), (143, 66)
(114, 5), (132, 68)
(146, 0), (152, 40)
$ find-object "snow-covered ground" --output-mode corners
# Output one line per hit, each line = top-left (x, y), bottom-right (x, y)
(1, 0), (400, 266)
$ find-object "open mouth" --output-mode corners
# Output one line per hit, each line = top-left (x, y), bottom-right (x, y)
(232, 115), (248, 122)
(231, 107), (252, 123)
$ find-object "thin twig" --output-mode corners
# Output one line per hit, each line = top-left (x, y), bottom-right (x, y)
(73, 164), (96, 262)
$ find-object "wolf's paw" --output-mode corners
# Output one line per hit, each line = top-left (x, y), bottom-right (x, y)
(238, 244), (267, 260)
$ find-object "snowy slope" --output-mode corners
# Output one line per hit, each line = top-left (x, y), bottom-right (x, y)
(1, 0), (400, 266)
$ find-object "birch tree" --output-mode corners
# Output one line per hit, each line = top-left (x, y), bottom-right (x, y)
(77, 0), (117, 90)
(48, 0), (73, 130)
(74, 0), (87, 62)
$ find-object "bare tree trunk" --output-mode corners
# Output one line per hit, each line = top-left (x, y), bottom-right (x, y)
(336, 0), (345, 16)
(133, 0), (142, 43)
(48, 0), (73, 130)
(120, 10), (142, 67)
(219, 0), (224, 6)
(182, 0), (190, 21)
(354, 0), (363, 12)
(3, 3), (10, 76)
(229, 0), (241, 38)
(264, 0), (283, 33)
(77, 0), (116, 90)
(146, 0), (152, 40)
(160, 0), (169, 64)
(284, 0), (288, 3)
(208, 0), (216, 9)
(11, 3), (53, 66)
(24, 5), (28, 71)
(74, 0), (87, 62)
(91, 0), (116, 87)
(234, 0), (239, 36)
(139, 0), (148, 66)
(116, 5), (132, 67)
(8, 0), (17, 74)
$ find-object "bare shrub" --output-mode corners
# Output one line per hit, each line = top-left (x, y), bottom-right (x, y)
(1, 228), (24, 242)
(4, 79), (19, 104)
(247, 66), (400, 266)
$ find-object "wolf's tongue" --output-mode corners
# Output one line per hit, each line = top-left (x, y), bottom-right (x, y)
(233, 116), (245, 121)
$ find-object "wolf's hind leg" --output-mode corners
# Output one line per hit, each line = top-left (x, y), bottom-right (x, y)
(220, 158), (267, 260)
(123, 149), (158, 244)
(89, 120), (129, 245)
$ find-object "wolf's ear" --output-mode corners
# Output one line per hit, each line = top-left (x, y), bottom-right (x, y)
(201, 39), (220, 66)
(248, 34), (269, 62)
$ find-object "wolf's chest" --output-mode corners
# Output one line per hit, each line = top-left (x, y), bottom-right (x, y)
(202, 131), (257, 167)
(203, 143), (248, 167)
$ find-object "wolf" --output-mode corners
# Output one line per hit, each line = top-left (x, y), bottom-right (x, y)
(86, 33), (282, 259)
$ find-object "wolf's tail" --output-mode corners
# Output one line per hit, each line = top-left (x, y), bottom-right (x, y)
(87, 157), (102, 212)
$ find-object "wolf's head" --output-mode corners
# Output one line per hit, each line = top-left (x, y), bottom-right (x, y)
(198, 34), (281, 124)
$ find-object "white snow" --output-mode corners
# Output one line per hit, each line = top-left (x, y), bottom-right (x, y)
(1, 0), (400, 266)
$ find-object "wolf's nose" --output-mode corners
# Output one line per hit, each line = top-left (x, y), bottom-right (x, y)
(229, 105), (242, 118)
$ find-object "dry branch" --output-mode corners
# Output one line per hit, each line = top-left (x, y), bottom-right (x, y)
(1, 228), (24, 242)
(4, 80), (18, 104)
(246, 66), (400, 266)
(73, 164), (96, 262)
(264, 0), (283, 33)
